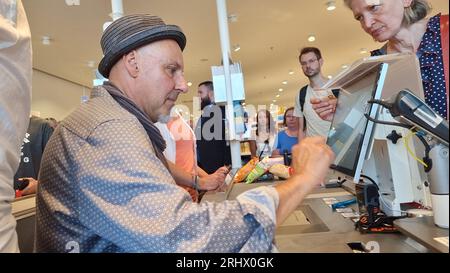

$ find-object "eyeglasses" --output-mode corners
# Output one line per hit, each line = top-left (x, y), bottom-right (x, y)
(300, 59), (318, 67)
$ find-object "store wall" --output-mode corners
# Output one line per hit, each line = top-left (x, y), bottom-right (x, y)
(31, 69), (90, 121)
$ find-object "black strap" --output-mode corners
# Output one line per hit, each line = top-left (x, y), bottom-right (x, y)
(298, 85), (308, 112)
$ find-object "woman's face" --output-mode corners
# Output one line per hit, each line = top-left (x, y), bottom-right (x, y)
(257, 111), (268, 127)
(285, 110), (298, 129)
(349, 0), (411, 42)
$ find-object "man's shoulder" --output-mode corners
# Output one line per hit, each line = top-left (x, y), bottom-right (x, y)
(61, 88), (137, 139)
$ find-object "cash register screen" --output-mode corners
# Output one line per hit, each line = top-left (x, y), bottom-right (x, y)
(326, 64), (386, 181)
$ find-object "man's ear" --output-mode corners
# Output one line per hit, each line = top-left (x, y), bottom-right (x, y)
(319, 58), (324, 67)
(123, 50), (139, 78)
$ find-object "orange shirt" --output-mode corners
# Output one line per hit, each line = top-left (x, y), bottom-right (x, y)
(167, 117), (198, 202)
(168, 117), (196, 175)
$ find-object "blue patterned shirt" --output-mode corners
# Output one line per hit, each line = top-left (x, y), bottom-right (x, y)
(35, 86), (279, 253)
(372, 14), (447, 119)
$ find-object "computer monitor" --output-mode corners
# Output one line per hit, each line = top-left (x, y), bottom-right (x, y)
(324, 54), (426, 185)
(325, 62), (389, 182)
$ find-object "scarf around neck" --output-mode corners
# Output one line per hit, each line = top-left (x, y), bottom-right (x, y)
(102, 81), (168, 168)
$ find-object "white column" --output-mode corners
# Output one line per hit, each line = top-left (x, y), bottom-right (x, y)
(111, 0), (124, 21)
(216, 0), (242, 169)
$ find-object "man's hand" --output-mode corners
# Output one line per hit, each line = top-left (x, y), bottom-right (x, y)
(19, 177), (38, 196)
(310, 97), (337, 121)
(291, 137), (335, 189)
(274, 137), (335, 225)
(198, 166), (229, 191)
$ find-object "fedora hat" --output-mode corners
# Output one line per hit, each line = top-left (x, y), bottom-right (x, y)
(98, 14), (186, 78)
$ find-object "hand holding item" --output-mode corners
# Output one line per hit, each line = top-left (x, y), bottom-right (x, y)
(310, 96), (337, 122)
(291, 137), (335, 190)
(17, 177), (38, 196)
(199, 168), (227, 191)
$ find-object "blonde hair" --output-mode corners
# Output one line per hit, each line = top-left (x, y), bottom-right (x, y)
(343, 0), (432, 26)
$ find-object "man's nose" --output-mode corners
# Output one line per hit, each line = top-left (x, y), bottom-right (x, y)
(176, 76), (189, 93)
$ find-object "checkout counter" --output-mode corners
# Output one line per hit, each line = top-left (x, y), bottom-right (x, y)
(10, 180), (449, 253)
(12, 195), (36, 253)
(202, 178), (449, 253)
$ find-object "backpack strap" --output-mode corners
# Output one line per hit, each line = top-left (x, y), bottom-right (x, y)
(298, 85), (308, 112)
(440, 14), (449, 120)
(331, 88), (340, 98)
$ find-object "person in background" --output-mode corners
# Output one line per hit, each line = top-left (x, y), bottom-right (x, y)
(195, 81), (232, 174)
(0, 0), (32, 253)
(35, 14), (334, 253)
(249, 109), (277, 159)
(272, 107), (299, 157)
(155, 115), (228, 202)
(294, 47), (338, 139)
(14, 116), (54, 197)
(312, 0), (448, 121)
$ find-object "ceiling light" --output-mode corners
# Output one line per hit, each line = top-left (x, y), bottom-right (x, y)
(228, 14), (238, 23)
(342, 65), (349, 69)
(360, 48), (368, 54)
(242, 102), (246, 106)
(326, 1), (336, 11)
(272, 100), (277, 103)
(65, 0), (80, 6)
(328, 75), (333, 79)
(87, 61), (96, 68)
(278, 88), (284, 92)
(308, 35), (316, 42)
(233, 44), (241, 52)
(187, 82), (193, 87)
(276, 95), (280, 98)
(42, 36), (51, 45)
(288, 70), (295, 75)
(282, 81), (288, 85)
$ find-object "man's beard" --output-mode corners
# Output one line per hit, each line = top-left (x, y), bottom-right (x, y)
(305, 69), (319, 78)
(201, 97), (212, 110)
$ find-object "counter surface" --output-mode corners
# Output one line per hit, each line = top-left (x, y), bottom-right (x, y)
(394, 216), (449, 253)
(202, 181), (426, 253)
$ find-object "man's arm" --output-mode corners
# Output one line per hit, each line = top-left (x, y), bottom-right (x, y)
(167, 161), (225, 191)
(298, 117), (305, 141)
(274, 137), (334, 225)
(72, 120), (277, 252)
(0, 0), (32, 253)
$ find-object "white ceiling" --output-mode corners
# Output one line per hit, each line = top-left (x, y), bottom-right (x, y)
(23, 0), (449, 111)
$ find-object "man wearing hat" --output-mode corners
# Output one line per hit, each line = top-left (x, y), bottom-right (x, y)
(35, 14), (334, 253)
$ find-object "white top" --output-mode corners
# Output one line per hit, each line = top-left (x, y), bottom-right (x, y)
(255, 133), (276, 158)
(0, 0), (32, 252)
(294, 85), (332, 138)
(154, 122), (176, 163)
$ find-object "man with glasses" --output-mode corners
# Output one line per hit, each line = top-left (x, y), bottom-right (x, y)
(293, 47), (338, 140)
